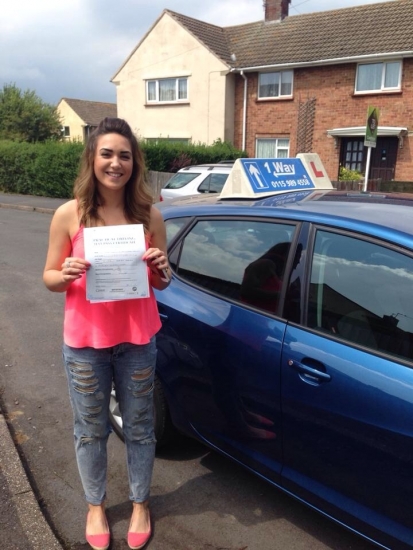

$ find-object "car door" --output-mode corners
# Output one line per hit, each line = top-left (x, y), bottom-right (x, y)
(157, 216), (297, 482)
(281, 227), (413, 548)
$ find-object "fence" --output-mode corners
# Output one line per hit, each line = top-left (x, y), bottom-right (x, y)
(333, 179), (413, 192)
(147, 170), (171, 201)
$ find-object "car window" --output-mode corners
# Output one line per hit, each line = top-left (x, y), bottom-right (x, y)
(164, 172), (200, 189)
(198, 173), (229, 194)
(176, 219), (295, 314)
(165, 218), (190, 245)
(308, 230), (413, 362)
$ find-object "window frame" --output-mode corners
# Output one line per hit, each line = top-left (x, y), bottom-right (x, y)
(61, 126), (70, 137)
(146, 77), (189, 104)
(256, 138), (290, 158)
(258, 70), (294, 99)
(355, 60), (402, 94)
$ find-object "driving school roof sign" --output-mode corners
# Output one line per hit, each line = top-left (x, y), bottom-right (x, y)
(220, 153), (333, 199)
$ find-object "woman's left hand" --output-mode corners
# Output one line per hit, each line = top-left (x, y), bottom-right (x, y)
(142, 247), (169, 275)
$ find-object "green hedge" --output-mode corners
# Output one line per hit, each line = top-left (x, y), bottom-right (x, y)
(0, 140), (83, 198)
(0, 139), (246, 198)
(142, 139), (246, 172)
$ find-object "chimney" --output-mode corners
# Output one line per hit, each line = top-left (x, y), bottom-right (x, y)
(264, 0), (291, 22)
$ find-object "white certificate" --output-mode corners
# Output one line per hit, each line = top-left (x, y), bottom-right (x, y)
(84, 225), (149, 302)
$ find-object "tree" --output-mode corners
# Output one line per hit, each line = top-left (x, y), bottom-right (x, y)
(0, 83), (62, 142)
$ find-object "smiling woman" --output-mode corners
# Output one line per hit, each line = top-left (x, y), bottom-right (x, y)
(42, 117), (171, 550)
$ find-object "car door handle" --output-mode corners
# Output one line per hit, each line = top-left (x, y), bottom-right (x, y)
(288, 359), (331, 383)
(159, 313), (168, 322)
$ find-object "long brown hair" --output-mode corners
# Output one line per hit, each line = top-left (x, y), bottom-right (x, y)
(73, 117), (153, 231)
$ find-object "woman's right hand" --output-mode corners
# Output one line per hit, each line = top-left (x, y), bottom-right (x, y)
(61, 257), (90, 284)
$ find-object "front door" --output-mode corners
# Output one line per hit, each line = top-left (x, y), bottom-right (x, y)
(340, 136), (398, 182)
(370, 136), (398, 181)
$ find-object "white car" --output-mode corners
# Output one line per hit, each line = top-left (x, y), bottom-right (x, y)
(159, 163), (232, 201)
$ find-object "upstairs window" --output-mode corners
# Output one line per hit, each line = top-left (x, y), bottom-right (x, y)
(258, 71), (293, 99)
(146, 78), (188, 103)
(61, 126), (70, 137)
(355, 61), (401, 93)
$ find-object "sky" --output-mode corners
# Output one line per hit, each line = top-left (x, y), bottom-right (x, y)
(1, 0), (392, 106)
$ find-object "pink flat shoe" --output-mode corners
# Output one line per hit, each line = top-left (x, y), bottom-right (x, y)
(85, 512), (110, 550)
(127, 517), (151, 549)
(86, 532), (110, 550)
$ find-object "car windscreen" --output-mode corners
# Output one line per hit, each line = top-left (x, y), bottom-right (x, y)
(164, 172), (201, 189)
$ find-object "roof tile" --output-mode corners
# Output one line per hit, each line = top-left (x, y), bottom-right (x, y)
(169, 1), (413, 69)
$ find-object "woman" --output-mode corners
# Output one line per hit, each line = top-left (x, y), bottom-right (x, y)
(43, 117), (170, 550)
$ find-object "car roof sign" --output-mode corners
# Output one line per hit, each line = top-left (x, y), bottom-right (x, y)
(219, 153), (333, 199)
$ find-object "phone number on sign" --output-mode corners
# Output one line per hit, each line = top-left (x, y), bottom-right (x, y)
(271, 178), (311, 188)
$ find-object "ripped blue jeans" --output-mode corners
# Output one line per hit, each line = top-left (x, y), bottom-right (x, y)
(62, 339), (157, 505)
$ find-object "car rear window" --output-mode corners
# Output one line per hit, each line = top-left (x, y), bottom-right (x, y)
(198, 173), (229, 194)
(164, 172), (201, 189)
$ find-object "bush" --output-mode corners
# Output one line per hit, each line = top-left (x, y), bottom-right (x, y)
(141, 138), (247, 172)
(0, 138), (246, 198)
(0, 140), (83, 197)
(339, 166), (364, 181)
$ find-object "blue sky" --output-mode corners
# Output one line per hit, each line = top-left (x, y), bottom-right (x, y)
(0, 0), (392, 105)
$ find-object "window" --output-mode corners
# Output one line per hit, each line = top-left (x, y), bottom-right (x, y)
(165, 218), (190, 245)
(197, 173), (229, 194)
(342, 139), (365, 172)
(355, 61), (401, 93)
(146, 78), (188, 103)
(175, 219), (295, 314)
(164, 172), (200, 190)
(308, 230), (413, 362)
(256, 138), (290, 158)
(61, 126), (70, 137)
(84, 126), (96, 141)
(258, 71), (293, 99)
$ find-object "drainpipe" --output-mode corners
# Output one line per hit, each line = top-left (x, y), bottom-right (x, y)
(240, 70), (248, 152)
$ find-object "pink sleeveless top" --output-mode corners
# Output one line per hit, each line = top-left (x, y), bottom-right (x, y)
(64, 226), (161, 348)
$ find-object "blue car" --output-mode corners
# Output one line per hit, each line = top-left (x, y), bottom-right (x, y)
(110, 186), (413, 550)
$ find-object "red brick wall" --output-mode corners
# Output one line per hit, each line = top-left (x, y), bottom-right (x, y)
(234, 60), (413, 181)
(264, 0), (290, 21)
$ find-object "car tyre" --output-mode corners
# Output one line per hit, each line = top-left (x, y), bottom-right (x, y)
(153, 375), (175, 448)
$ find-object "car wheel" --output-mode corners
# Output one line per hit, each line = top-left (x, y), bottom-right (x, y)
(109, 374), (175, 449)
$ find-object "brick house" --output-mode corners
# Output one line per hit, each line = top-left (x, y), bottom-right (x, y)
(229, 0), (413, 182)
(57, 98), (117, 142)
(114, 0), (413, 182)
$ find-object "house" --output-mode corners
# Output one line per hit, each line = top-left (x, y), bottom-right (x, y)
(111, 11), (235, 146)
(113, 0), (413, 182)
(57, 98), (117, 142)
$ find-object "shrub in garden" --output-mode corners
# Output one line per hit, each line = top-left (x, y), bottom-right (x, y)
(0, 137), (246, 198)
(0, 140), (83, 197)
